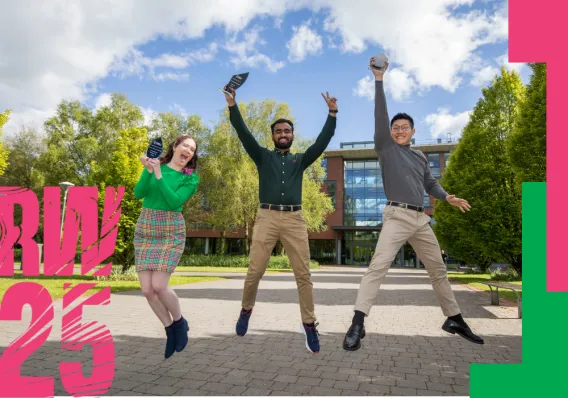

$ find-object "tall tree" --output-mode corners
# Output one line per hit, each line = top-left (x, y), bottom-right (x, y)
(0, 126), (47, 241)
(433, 67), (526, 275)
(89, 126), (148, 271)
(39, 100), (97, 186)
(200, 99), (333, 253)
(507, 63), (546, 189)
(0, 110), (11, 176)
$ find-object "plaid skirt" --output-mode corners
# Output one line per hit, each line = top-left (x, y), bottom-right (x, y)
(134, 208), (185, 273)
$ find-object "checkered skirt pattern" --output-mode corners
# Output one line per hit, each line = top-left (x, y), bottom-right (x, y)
(134, 208), (186, 273)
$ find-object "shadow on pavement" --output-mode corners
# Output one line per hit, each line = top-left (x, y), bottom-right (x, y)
(5, 329), (521, 396)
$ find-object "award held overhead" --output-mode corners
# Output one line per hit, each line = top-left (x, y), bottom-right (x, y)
(370, 52), (389, 70)
(219, 72), (249, 98)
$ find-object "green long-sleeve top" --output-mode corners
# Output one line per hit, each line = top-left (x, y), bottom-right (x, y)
(133, 164), (200, 212)
(229, 104), (336, 205)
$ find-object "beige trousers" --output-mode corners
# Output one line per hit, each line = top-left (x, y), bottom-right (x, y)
(242, 208), (316, 323)
(354, 205), (461, 317)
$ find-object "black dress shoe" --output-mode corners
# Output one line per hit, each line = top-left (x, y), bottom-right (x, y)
(343, 324), (366, 351)
(442, 319), (484, 344)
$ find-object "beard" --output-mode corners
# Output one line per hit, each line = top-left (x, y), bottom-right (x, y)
(273, 137), (293, 150)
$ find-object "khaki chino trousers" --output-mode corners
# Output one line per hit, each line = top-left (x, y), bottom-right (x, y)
(242, 208), (316, 324)
(354, 205), (461, 317)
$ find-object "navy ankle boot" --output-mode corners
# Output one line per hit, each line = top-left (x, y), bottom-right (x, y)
(164, 324), (176, 359)
(173, 316), (189, 352)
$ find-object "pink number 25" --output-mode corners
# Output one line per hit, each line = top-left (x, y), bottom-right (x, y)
(0, 282), (115, 397)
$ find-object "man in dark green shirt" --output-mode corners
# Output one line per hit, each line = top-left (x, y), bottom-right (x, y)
(223, 86), (337, 354)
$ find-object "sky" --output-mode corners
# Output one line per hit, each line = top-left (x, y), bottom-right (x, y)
(0, 0), (528, 150)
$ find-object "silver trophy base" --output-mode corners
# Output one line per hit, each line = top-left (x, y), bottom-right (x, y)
(219, 88), (233, 98)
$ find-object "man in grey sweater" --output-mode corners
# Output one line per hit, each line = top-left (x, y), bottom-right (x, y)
(342, 57), (484, 351)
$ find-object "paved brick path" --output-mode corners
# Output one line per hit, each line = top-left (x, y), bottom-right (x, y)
(0, 268), (521, 396)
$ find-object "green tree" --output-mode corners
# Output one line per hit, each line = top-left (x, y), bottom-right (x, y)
(507, 63), (546, 189)
(200, 99), (333, 253)
(90, 126), (148, 271)
(0, 127), (47, 243)
(0, 110), (11, 176)
(434, 67), (525, 275)
(39, 100), (97, 186)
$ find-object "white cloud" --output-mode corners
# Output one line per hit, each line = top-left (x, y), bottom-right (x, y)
(469, 50), (527, 87)
(384, 68), (420, 102)
(352, 76), (374, 100)
(140, 107), (157, 126)
(470, 65), (500, 87)
(274, 17), (284, 29)
(424, 107), (472, 139)
(170, 103), (188, 117)
(152, 72), (190, 82)
(287, 21), (323, 62)
(109, 43), (218, 81)
(353, 68), (419, 102)
(224, 26), (285, 72)
(94, 93), (112, 110)
(322, 0), (508, 92)
(496, 52), (527, 75)
(0, 0), (509, 136)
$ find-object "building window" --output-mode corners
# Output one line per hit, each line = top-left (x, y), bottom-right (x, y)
(427, 153), (441, 177)
(424, 193), (431, 208)
(309, 240), (336, 264)
(444, 152), (450, 168)
(320, 158), (328, 180)
(343, 160), (387, 227)
(325, 180), (337, 208)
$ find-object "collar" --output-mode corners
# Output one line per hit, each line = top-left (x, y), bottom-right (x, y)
(274, 148), (291, 155)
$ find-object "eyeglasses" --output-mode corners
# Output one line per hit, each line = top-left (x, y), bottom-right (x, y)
(391, 125), (412, 132)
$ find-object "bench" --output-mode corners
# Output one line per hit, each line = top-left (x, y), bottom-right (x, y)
(480, 282), (522, 319)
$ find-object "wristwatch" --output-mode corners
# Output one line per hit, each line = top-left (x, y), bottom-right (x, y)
(329, 110), (338, 113)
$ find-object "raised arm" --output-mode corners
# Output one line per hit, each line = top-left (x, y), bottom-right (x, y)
(302, 92), (338, 168)
(370, 58), (393, 152)
(224, 87), (263, 165)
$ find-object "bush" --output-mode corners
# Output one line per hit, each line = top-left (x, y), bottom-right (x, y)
(95, 267), (139, 282)
(178, 254), (320, 270)
(464, 268), (486, 275)
(490, 267), (521, 282)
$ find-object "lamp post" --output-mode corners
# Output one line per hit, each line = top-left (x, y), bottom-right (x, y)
(59, 181), (74, 240)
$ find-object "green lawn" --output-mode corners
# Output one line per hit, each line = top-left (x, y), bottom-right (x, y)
(448, 272), (522, 302)
(12, 263), (284, 274)
(175, 266), (284, 273)
(0, 273), (221, 301)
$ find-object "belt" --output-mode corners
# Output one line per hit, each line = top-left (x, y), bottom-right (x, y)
(387, 201), (424, 213)
(260, 203), (302, 212)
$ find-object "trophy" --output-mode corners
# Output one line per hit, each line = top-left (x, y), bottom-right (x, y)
(146, 137), (163, 159)
(219, 72), (249, 98)
(371, 52), (389, 70)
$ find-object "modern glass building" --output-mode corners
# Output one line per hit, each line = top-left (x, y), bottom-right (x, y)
(186, 139), (458, 267)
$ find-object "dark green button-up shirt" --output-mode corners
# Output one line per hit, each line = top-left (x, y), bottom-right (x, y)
(229, 105), (336, 205)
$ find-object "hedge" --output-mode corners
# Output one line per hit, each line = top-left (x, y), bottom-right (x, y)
(178, 254), (320, 269)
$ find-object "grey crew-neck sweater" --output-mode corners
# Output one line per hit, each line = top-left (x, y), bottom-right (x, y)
(374, 80), (448, 207)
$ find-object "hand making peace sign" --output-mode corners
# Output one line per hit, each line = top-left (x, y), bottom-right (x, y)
(321, 91), (338, 113)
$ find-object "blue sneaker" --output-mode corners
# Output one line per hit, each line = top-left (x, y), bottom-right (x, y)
(301, 322), (320, 353)
(236, 309), (252, 336)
